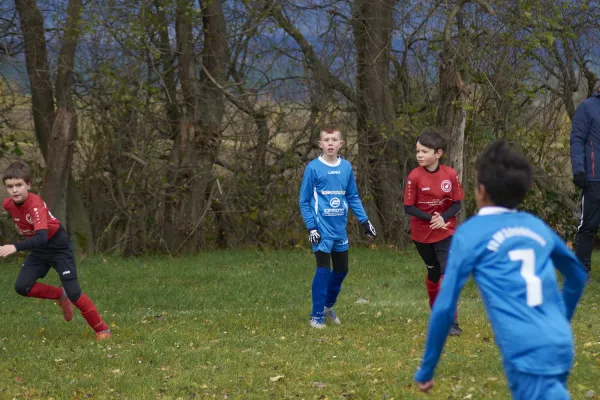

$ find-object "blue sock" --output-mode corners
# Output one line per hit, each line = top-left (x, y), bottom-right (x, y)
(325, 271), (348, 308)
(311, 267), (331, 318)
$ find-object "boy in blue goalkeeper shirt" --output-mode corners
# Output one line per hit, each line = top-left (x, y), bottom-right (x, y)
(414, 140), (587, 399)
(299, 127), (377, 329)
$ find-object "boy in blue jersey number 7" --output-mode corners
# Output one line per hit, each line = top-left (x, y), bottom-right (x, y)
(414, 140), (587, 399)
(299, 127), (377, 329)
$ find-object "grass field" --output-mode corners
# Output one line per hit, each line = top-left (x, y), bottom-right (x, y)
(0, 248), (598, 399)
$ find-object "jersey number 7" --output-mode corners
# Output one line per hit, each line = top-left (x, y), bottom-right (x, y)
(509, 249), (543, 307)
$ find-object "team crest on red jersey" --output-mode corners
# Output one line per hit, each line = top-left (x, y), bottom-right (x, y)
(441, 180), (452, 193)
(26, 214), (33, 224)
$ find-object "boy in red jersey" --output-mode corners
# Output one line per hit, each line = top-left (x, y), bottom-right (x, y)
(404, 128), (464, 335)
(0, 161), (111, 341)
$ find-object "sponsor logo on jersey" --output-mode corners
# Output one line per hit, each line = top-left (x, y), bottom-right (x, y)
(441, 180), (452, 192)
(330, 197), (341, 208)
(328, 170), (341, 174)
(421, 187), (430, 191)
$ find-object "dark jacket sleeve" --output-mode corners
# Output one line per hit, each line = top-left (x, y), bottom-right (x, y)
(404, 205), (432, 221)
(14, 229), (48, 252)
(570, 101), (589, 176)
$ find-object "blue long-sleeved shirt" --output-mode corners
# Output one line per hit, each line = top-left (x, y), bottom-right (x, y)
(299, 155), (368, 240)
(570, 91), (600, 180)
(414, 206), (587, 383)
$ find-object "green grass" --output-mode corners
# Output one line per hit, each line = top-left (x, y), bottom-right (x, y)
(0, 248), (598, 399)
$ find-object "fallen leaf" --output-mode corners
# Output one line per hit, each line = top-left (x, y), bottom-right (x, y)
(312, 381), (326, 388)
(355, 298), (369, 304)
(270, 375), (285, 382)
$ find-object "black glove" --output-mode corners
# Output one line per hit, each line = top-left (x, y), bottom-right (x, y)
(308, 229), (321, 244)
(361, 220), (377, 237)
(573, 173), (586, 189)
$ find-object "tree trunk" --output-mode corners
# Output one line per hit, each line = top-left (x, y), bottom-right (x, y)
(436, 1), (493, 200)
(15, 0), (94, 253)
(42, 0), (83, 226)
(352, 0), (403, 241)
(14, 0), (55, 153)
(164, 0), (228, 254)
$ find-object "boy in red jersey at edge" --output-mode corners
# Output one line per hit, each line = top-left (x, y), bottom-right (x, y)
(0, 161), (111, 341)
(404, 128), (464, 336)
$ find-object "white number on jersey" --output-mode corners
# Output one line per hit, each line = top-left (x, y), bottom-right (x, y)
(509, 249), (543, 307)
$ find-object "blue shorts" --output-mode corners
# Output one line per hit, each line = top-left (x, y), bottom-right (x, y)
(505, 369), (570, 400)
(312, 238), (349, 253)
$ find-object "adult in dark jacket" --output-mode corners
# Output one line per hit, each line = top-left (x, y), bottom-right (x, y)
(570, 88), (600, 275)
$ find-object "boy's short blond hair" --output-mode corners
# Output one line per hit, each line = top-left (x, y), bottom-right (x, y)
(3, 161), (31, 183)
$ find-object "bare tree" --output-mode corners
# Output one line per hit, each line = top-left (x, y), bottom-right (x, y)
(15, 0), (93, 252)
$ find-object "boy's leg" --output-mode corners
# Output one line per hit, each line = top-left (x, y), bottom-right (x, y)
(325, 250), (348, 308)
(53, 249), (110, 336)
(310, 243), (332, 327)
(413, 241), (442, 308)
(14, 253), (62, 299)
(324, 243), (349, 324)
(575, 182), (600, 274)
(325, 239), (349, 308)
(434, 236), (461, 335)
(505, 369), (571, 400)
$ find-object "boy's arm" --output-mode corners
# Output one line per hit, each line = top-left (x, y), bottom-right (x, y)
(14, 229), (49, 252)
(298, 165), (317, 230)
(404, 205), (433, 221)
(570, 102), (589, 177)
(403, 172), (432, 221)
(345, 168), (368, 223)
(414, 234), (473, 383)
(550, 231), (587, 321)
(440, 201), (461, 221)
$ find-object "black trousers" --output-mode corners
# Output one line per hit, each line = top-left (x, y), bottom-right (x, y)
(14, 226), (82, 302)
(576, 181), (600, 273)
(413, 236), (452, 282)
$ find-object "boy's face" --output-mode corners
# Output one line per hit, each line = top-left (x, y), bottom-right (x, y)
(416, 141), (442, 168)
(318, 131), (344, 157)
(4, 178), (30, 203)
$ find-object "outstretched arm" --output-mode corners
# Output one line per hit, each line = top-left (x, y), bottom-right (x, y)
(414, 234), (473, 384)
(550, 231), (587, 321)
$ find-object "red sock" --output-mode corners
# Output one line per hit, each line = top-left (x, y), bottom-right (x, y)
(425, 278), (440, 309)
(27, 283), (63, 299)
(74, 294), (109, 332)
(439, 275), (459, 321)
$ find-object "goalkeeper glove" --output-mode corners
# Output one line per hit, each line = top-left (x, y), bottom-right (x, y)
(308, 229), (321, 244)
(362, 220), (377, 237)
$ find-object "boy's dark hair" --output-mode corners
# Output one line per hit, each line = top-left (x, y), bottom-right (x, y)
(417, 127), (447, 152)
(476, 139), (532, 209)
(3, 161), (31, 183)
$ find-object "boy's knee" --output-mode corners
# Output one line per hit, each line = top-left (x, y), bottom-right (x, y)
(62, 280), (82, 302)
(331, 251), (349, 273)
(426, 266), (442, 282)
(14, 282), (30, 297)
